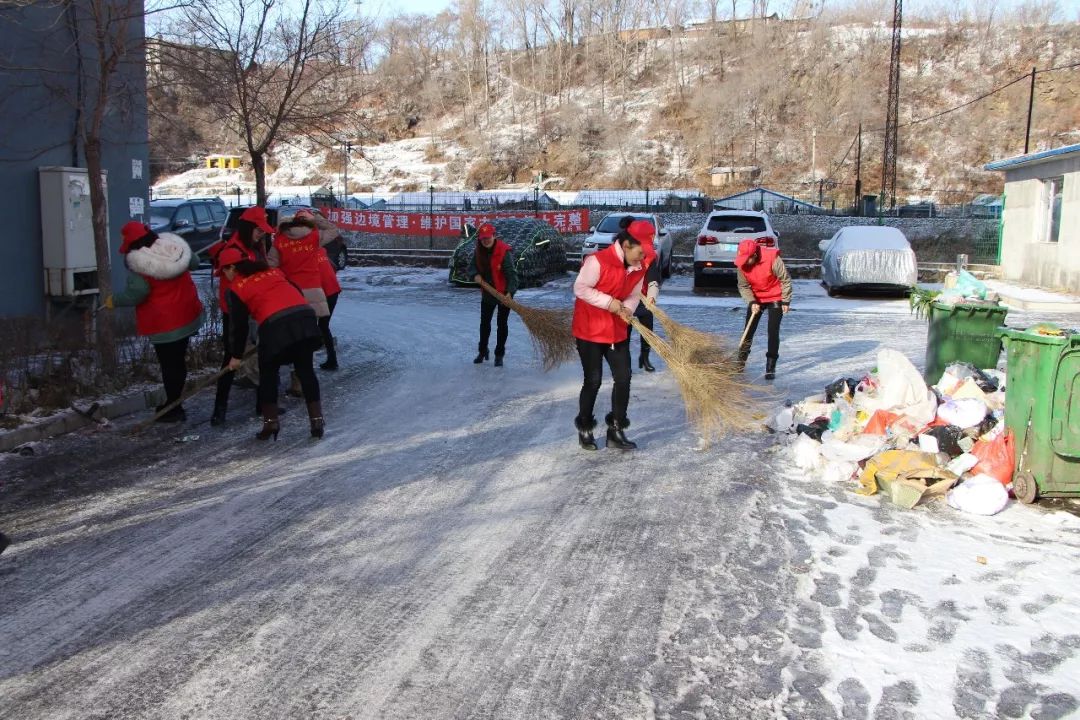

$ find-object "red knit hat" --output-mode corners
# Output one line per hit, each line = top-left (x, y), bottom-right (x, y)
(626, 219), (655, 245)
(477, 223), (496, 240)
(239, 206), (275, 234)
(217, 247), (246, 267)
(734, 239), (760, 269)
(119, 221), (152, 254)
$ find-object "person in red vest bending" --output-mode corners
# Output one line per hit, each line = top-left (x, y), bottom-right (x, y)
(105, 222), (205, 423)
(571, 230), (651, 451)
(734, 239), (792, 380)
(206, 205), (275, 426)
(217, 248), (325, 440)
(468, 223), (518, 367)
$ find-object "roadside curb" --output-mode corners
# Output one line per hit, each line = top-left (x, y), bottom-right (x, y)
(0, 365), (221, 453)
(996, 293), (1080, 313)
(0, 387), (166, 453)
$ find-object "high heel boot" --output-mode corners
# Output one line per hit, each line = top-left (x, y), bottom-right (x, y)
(307, 401), (325, 439)
(256, 404), (280, 441)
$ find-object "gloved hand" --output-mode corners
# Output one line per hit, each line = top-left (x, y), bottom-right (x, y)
(102, 295), (115, 310)
(473, 274), (482, 284)
(782, 302), (791, 315)
(646, 282), (660, 303)
(750, 302), (761, 314)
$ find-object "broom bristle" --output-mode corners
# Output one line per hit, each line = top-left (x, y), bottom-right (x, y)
(479, 279), (576, 371)
(634, 300), (762, 443)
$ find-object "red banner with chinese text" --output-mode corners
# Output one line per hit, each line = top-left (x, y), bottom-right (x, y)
(326, 209), (590, 236)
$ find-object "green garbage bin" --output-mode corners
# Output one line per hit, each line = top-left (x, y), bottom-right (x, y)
(998, 327), (1080, 503)
(923, 301), (1009, 384)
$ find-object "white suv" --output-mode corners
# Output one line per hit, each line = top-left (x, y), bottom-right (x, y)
(581, 212), (672, 278)
(693, 210), (778, 290)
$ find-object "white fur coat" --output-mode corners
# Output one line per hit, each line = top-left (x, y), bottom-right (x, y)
(126, 232), (193, 280)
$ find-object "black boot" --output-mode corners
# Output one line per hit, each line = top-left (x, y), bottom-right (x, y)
(494, 354), (504, 367)
(0, 531), (10, 557)
(155, 403), (186, 423)
(638, 349), (655, 372)
(575, 416), (598, 451)
(605, 413), (637, 450)
(307, 401), (325, 439)
(736, 349), (750, 373)
(765, 357), (777, 381)
(320, 338), (338, 370)
(473, 349), (489, 364)
(210, 402), (227, 426)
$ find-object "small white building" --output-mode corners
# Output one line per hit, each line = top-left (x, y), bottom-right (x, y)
(985, 143), (1079, 291)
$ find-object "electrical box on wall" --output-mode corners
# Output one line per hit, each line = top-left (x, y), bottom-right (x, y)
(39, 166), (108, 298)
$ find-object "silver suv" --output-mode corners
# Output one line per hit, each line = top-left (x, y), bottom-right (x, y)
(582, 212), (672, 278)
(692, 210), (778, 290)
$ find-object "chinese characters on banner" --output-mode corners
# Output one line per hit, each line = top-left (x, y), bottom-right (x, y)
(326, 210), (590, 236)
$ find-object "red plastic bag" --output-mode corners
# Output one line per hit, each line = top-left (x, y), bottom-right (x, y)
(863, 410), (900, 435)
(971, 430), (1015, 486)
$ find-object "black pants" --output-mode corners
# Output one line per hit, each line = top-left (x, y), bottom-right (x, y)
(577, 338), (632, 424)
(632, 304), (653, 353)
(153, 336), (190, 407)
(215, 314), (236, 408)
(479, 292), (510, 357)
(319, 293), (339, 362)
(739, 302), (783, 362)
(257, 343), (320, 406)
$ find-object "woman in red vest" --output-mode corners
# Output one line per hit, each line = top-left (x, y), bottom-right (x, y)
(734, 239), (792, 380)
(571, 231), (650, 451)
(467, 223), (518, 367)
(217, 248), (325, 440)
(206, 206), (275, 425)
(105, 222), (205, 423)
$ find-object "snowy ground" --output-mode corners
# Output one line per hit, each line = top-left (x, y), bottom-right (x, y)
(2, 270), (1079, 719)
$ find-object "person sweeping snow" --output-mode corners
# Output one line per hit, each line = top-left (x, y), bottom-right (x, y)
(218, 248), (325, 440)
(104, 222), (205, 423)
(734, 239), (792, 380)
(468, 222), (518, 367)
(571, 230), (653, 451)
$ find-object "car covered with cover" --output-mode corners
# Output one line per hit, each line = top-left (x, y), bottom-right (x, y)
(819, 225), (917, 296)
(449, 218), (569, 289)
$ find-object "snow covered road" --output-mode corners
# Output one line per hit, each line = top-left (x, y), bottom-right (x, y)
(1, 269), (1079, 719)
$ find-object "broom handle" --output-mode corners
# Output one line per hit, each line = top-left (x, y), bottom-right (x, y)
(738, 306), (762, 348)
(130, 348), (256, 434)
(477, 278), (516, 308)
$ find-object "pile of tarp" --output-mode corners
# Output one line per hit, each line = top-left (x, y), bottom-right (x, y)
(772, 349), (1015, 515)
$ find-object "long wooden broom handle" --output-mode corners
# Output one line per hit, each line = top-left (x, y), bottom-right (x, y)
(738, 306), (762, 348)
(129, 348), (256, 435)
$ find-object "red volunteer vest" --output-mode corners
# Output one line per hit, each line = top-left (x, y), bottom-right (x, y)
(318, 250), (341, 296)
(477, 240), (511, 294)
(275, 229), (322, 290)
(741, 247), (783, 303)
(136, 274), (203, 337)
(572, 244), (650, 345)
(230, 268), (309, 325)
(214, 236), (259, 313)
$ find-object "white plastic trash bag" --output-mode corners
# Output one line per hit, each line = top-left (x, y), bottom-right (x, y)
(947, 474), (1009, 516)
(937, 398), (988, 429)
(792, 434), (824, 471)
(820, 432), (885, 463)
(822, 460), (859, 484)
(875, 349), (937, 426)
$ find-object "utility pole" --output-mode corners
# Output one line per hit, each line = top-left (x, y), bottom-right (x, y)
(342, 140), (352, 207)
(811, 127), (817, 180)
(854, 123), (863, 215)
(881, 0), (902, 210)
(1024, 67), (1036, 154)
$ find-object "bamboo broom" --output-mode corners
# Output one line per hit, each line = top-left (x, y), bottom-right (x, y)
(477, 279), (577, 371)
(635, 297), (763, 442)
(129, 349), (256, 435)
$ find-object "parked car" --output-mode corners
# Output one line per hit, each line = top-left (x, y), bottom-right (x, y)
(450, 218), (568, 289)
(149, 197), (228, 253)
(219, 204), (348, 270)
(692, 210), (778, 290)
(581, 212), (672, 278)
(819, 226), (917, 297)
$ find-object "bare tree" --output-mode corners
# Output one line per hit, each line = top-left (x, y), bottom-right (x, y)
(156, 0), (366, 204)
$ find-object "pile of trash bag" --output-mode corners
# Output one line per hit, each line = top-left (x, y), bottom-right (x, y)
(935, 269), (1000, 307)
(771, 349), (1013, 515)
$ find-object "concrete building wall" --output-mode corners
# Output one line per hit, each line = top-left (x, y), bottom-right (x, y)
(1000, 155), (1080, 292)
(0, 1), (149, 317)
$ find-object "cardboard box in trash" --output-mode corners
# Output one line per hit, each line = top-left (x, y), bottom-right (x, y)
(858, 449), (959, 509)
